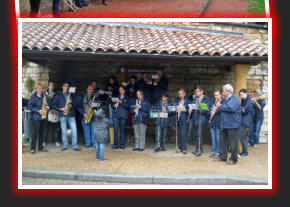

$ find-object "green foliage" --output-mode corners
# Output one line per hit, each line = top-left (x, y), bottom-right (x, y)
(25, 77), (35, 93)
(248, 0), (266, 13)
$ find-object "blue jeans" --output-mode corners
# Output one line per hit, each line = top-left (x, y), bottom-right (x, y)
(81, 119), (95, 147)
(77, 0), (87, 6)
(239, 126), (248, 155)
(177, 123), (187, 151)
(108, 104), (114, 125)
(210, 127), (220, 154)
(155, 125), (168, 148)
(96, 142), (106, 160)
(60, 116), (78, 149)
(113, 118), (126, 147)
(249, 120), (263, 145)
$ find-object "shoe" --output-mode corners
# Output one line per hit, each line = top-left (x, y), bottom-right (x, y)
(182, 151), (187, 155)
(227, 160), (237, 165)
(111, 145), (119, 149)
(103, 0), (108, 5)
(76, 5), (83, 8)
(85, 145), (91, 148)
(39, 149), (48, 152)
(119, 145), (126, 150)
(253, 144), (258, 148)
(30, 150), (35, 154)
(214, 157), (226, 162)
(209, 153), (216, 158)
(43, 142), (46, 147)
(239, 153), (248, 158)
(83, 3), (89, 6)
(99, 160), (107, 163)
(55, 142), (60, 147)
(139, 148), (144, 151)
(161, 147), (166, 152)
(61, 148), (68, 151)
(153, 147), (161, 153)
(73, 147), (82, 151)
(96, 158), (99, 160)
(133, 147), (139, 151)
(175, 149), (181, 153)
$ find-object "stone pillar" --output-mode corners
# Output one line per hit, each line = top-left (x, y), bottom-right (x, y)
(231, 64), (251, 153)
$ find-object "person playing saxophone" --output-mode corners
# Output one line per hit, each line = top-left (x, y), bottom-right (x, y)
(77, 85), (96, 148)
(52, 82), (81, 151)
(27, 84), (49, 154)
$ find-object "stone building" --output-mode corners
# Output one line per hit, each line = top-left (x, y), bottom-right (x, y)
(22, 22), (269, 144)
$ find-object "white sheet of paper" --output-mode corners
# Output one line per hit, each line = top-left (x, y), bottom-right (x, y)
(159, 112), (168, 118)
(188, 104), (198, 110)
(91, 103), (100, 107)
(152, 74), (159, 79)
(98, 90), (105, 95)
(111, 97), (120, 103)
(176, 105), (186, 112)
(69, 87), (76, 93)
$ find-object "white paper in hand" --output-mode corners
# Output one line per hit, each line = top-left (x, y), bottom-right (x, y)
(69, 87), (76, 93)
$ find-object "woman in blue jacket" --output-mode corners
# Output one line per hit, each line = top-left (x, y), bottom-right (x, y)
(130, 90), (151, 151)
(152, 93), (172, 152)
(239, 89), (254, 157)
(192, 87), (211, 157)
(208, 90), (225, 158)
(173, 89), (189, 154)
(110, 86), (131, 149)
(27, 85), (48, 154)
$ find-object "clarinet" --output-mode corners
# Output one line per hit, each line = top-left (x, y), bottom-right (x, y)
(208, 99), (220, 124)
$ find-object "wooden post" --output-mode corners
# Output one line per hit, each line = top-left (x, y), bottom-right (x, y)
(231, 64), (251, 154)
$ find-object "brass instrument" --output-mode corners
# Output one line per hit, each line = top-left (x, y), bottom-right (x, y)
(41, 94), (49, 120)
(252, 95), (266, 101)
(84, 94), (97, 124)
(63, 93), (72, 116)
(146, 79), (152, 85)
(153, 78), (159, 86)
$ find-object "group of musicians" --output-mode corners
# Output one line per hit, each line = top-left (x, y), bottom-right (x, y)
(26, 69), (266, 165)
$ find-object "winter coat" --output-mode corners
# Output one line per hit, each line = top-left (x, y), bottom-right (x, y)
(208, 98), (226, 129)
(151, 76), (169, 104)
(51, 91), (77, 117)
(253, 99), (266, 121)
(217, 93), (242, 129)
(152, 100), (173, 127)
(94, 108), (110, 143)
(193, 95), (211, 126)
(130, 98), (151, 125)
(109, 95), (131, 120)
(27, 92), (45, 120)
(135, 79), (152, 102)
(241, 95), (255, 127)
(172, 98), (190, 126)
(125, 83), (138, 100)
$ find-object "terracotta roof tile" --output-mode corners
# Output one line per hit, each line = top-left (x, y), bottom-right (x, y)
(22, 22), (268, 57)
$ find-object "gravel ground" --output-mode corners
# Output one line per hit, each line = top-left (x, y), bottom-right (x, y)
(22, 142), (268, 180)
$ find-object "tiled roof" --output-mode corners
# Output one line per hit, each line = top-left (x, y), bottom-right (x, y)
(22, 22), (268, 57)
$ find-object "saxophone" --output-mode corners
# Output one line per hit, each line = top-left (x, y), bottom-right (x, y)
(41, 94), (49, 120)
(84, 94), (97, 124)
(63, 93), (72, 116)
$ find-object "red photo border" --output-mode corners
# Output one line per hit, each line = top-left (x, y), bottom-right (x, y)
(10, 0), (279, 196)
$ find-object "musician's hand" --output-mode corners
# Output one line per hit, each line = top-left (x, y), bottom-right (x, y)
(60, 107), (66, 112)
(84, 113), (88, 118)
(38, 110), (43, 115)
(189, 109), (192, 114)
(216, 102), (221, 108)
(162, 109), (168, 113)
(44, 101), (48, 106)
(68, 100), (72, 104)
(134, 108), (138, 113)
(114, 103), (119, 108)
(130, 88), (134, 93)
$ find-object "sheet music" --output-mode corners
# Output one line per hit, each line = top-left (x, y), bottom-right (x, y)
(69, 87), (76, 93)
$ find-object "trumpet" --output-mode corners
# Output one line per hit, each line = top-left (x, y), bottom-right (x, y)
(252, 95), (266, 101)
(153, 79), (159, 86)
(146, 79), (152, 85)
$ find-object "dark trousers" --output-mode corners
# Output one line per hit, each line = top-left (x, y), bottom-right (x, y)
(193, 124), (206, 153)
(43, 121), (61, 144)
(219, 128), (239, 162)
(177, 123), (187, 151)
(31, 120), (46, 151)
(239, 126), (248, 155)
(52, 0), (61, 15)
(113, 118), (127, 147)
(29, 0), (41, 17)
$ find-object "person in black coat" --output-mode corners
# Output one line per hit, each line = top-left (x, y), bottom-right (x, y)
(27, 85), (49, 154)
(238, 89), (254, 157)
(151, 69), (169, 105)
(186, 87), (197, 144)
(105, 76), (120, 124)
(191, 87), (211, 156)
(136, 73), (152, 103)
(29, 0), (41, 17)
(125, 76), (138, 101)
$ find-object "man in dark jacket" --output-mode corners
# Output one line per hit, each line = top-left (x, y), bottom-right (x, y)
(215, 84), (242, 165)
(192, 87), (211, 156)
(172, 89), (190, 154)
(77, 85), (96, 148)
(105, 76), (120, 124)
(136, 73), (152, 103)
(249, 89), (266, 148)
(110, 86), (131, 149)
(125, 76), (138, 101)
(239, 89), (254, 157)
(27, 85), (48, 154)
(151, 69), (169, 105)
(52, 82), (81, 151)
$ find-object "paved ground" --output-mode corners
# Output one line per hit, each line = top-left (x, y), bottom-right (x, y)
(22, 142), (268, 181)
(20, 0), (252, 18)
